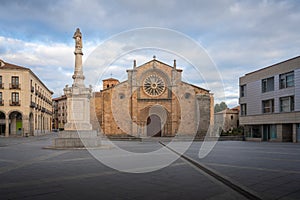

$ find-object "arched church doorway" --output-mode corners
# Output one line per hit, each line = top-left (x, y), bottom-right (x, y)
(9, 111), (22, 136)
(0, 111), (5, 136)
(147, 114), (161, 137)
(29, 113), (34, 136)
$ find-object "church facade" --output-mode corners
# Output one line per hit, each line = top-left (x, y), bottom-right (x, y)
(91, 58), (214, 138)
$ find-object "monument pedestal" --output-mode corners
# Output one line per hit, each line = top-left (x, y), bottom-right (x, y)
(54, 130), (101, 148)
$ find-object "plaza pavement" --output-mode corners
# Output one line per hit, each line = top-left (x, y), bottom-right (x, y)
(0, 133), (299, 200)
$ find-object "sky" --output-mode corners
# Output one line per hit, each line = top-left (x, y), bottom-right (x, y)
(0, 0), (299, 108)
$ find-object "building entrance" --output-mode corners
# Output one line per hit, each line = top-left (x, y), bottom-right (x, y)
(0, 112), (5, 136)
(263, 125), (276, 141)
(147, 115), (161, 137)
(9, 111), (22, 136)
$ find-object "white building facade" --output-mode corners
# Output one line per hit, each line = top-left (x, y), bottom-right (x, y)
(239, 56), (300, 142)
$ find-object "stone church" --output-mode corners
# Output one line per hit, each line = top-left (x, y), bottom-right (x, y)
(91, 57), (214, 138)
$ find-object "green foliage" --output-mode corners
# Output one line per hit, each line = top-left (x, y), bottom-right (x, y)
(214, 101), (228, 113)
(220, 126), (244, 136)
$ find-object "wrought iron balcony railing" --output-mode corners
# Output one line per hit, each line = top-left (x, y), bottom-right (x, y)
(9, 100), (21, 106)
(9, 83), (21, 89)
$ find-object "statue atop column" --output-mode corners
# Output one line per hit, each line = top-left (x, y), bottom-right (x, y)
(63, 28), (92, 131)
(51, 28), (100, 149)
(73, 28), (82, 49)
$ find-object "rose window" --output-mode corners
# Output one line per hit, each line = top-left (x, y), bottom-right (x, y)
(143, 74), (165, 96)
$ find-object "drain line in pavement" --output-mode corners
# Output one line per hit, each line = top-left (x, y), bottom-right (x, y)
(159, 141), (262, 200)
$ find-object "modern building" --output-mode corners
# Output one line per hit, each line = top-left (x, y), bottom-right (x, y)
(0, 59), (53, 137)
(239, 56), (300, 142)
(91, 58), (214, 138)
(215, 106), (239, 133)
(52, 95), (67, 130)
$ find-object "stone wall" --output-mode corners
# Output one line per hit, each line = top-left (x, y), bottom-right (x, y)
(90, 59), (213, 137)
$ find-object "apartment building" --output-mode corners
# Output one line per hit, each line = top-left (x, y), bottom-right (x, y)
(0, 59), (53, 137)
(239, 56), (300, 142)
(52, 95), (67, 130)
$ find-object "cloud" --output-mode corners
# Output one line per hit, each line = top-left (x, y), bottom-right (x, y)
(0, 0), (299, 105)
(0, 35), (98, 96)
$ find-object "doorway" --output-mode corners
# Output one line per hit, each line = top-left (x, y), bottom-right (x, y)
(0, 111), (5, 136)
(263, 125), (276, 141)
(297, 124), (300, 142)
(263, 125), (269, 141)
(9, 111), (22, 135)
(147, 115), (161, 137)
(29, 113), (34, 136)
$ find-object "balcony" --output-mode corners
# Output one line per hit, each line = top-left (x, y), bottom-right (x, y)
(41, 107), (46, 112)
(10, 100), (21, 106)
(9, 83), (21, 89)
(0, 100), (3, 106)
(0, 83), (4, 89)
(35, 91), (42, 97)
(31, 86), (34, 93)
(30, 101), (36, 108)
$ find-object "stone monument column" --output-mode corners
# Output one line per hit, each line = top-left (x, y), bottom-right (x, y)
(52, 28), (100, 149)
(64, 28), (92, 131)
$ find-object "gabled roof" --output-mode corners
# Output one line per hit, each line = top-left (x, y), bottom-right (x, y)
(53, 95), (67, 101)
(135, 58), (182, 72)
(216, 107), (239, 114)
(102, 77), (119, 81)
(0, 59), (53, 94)
(138, 58), (171, 68)
(0, 59), (29, 70)
(231, 105), (240, 111)
(100, 58), (210, 93)
(181, 81), (210, 92)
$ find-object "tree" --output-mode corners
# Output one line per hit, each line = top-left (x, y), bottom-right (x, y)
(214, 102), (228, 113)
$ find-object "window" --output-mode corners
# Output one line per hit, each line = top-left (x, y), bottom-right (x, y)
(262, 77), (274, 93)
(30, 80), (34, 92)
(280, 96), (294, 112)
(240, 85), (246, 97)
(280, 71), (294, 89)
(11, 92), (19, 105)
(0, 76), (3, 89)
(252, 125), (261, 138)
(11, 76), (20, 89)
(184, 93), (191, 99)
(12, 76), (19, 85)
(12, 92), (19, 103)
(262, 99), (274, 113)
(0, 92), (3, 105)
(241, 104), (247, 116)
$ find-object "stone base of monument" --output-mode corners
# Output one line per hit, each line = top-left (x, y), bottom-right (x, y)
(50, 130), (102, 149)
